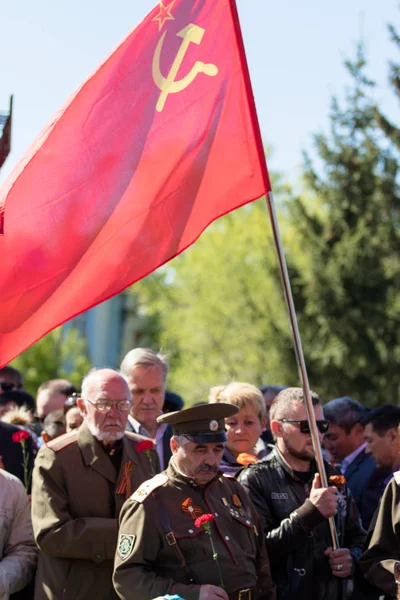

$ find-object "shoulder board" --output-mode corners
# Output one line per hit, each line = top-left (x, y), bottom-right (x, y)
(393, 472), (400, 486)
(47, 431), (77, 451)
(131, 473), (169, 503)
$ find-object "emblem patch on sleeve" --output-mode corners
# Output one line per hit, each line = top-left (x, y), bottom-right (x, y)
(118, 534), (136, 561)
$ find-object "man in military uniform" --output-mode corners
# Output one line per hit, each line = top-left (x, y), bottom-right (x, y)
(32, 368), (158, 600)
(360, 472), (400, 599)
(113, 403), (276, 600)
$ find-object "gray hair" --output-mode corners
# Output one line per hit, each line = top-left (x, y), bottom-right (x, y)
(324, 397), (367, 433)
(81, 368), (132, 403)
(172, 434), (191, 448)
(120, 348), (169, 381)
(269, 387), (321, 422)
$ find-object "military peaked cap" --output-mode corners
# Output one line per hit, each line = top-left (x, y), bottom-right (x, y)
(157, 402), (238, 443)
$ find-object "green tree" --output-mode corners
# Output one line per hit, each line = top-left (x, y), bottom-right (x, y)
(288, 48), (400, 405)
(133, 187), (297, 404)
(373, 20), (400, 149)
(11, 325), (91, 397)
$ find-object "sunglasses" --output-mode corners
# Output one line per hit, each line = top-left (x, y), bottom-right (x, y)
(279, 419), (330, 434)
(0, 382), (17, 392)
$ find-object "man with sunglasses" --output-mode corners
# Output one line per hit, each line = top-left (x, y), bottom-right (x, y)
(238, 387), (365, 600)
(31, 368), (159, 600)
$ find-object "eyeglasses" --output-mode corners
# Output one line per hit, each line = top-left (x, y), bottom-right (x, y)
(85, 399), (131, 413)
(279, 419), (330, 434)
(0, 382), (17, 392)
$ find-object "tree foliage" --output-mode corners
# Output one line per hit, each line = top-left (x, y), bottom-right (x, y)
(373, 21), (400, 150)
(128, 18), (400, 408)
(133, 187), (297, 404)
(11, 326), (91, 397)
(289, 46), (400, 405)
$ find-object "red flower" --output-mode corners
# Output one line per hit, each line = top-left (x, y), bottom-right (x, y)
(136, 440), (154, 453)
(195, 513), (215, 528)
(12, 430), (30, 444)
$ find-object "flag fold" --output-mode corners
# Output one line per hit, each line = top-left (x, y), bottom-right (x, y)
(0, 0), (270, 366)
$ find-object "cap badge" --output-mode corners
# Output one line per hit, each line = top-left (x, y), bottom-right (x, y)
(209, 420), (219, 431)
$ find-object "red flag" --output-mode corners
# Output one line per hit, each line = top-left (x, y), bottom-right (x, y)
(0, 0), (271, 366)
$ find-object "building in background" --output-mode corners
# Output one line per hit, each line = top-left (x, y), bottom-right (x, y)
(71, 291), (158, 369)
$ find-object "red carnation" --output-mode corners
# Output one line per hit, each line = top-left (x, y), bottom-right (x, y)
(136, 440), (154, 453)
(12, 429), (31, 492)
(12, 430), (30, 444)
(136, 440), (156, 475)
(195, 513), (215, 528)
(194, 513), (223, 588)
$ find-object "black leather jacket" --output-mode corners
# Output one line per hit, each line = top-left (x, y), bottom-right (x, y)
(238, 447), (366, 600)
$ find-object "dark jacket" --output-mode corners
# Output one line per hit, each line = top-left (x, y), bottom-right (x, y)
(0, 421), (35, 490)
(125, 420), (173, 468)
(238, 447), (366, 600)
(343, 450), (387, 529)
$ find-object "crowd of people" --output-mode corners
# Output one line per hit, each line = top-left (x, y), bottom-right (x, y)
(0, 349), (399, 600)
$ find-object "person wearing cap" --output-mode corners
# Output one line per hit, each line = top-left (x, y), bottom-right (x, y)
(113, 403), (276, 600)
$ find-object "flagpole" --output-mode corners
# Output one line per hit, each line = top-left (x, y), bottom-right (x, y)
(228, 0), (339, 549)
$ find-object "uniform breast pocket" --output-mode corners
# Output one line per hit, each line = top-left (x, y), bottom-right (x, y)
(173, 523), (209, 564)
(228, 513), (258, 557)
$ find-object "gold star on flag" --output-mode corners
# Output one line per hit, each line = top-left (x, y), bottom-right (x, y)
(152, 1), (176, 31)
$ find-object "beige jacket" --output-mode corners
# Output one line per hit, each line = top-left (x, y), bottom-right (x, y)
(0, 470), (37, 600)
(32, 424), (158, 600)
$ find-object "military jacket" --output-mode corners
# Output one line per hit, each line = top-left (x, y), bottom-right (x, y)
(32, 424), (158, 600)
(113, 461), (276, 600)
(360, 475), (400, 599)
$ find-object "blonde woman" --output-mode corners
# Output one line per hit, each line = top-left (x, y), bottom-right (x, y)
(209, 382), (268, 476)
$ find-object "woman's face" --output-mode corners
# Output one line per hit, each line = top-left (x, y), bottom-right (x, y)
(225, 407), (264, 457)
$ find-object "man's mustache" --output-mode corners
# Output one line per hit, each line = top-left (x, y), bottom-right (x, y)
(196, 464), (218, 474)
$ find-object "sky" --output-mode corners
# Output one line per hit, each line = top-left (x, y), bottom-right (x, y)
(0, 0), (398, 187)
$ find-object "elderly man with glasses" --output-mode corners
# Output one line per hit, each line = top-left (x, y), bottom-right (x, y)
(31, 368), (159, 600)
(238, 387), (365, 600)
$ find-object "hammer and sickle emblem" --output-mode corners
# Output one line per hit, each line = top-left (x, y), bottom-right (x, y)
(152, 24), (218, 112)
